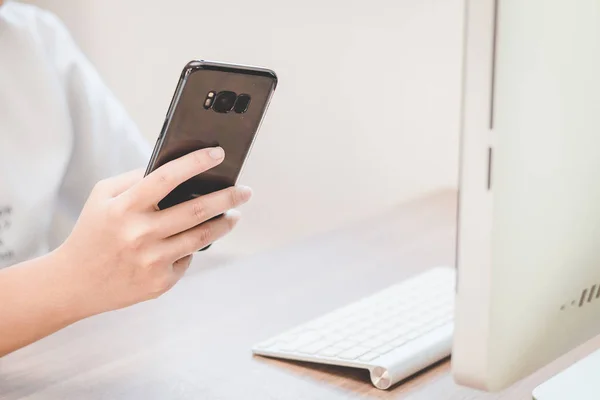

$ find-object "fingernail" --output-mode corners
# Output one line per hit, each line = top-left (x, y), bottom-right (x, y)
(237, 185), (253, 201)
(228, 209), (242, 221)
(209, 147), (224, 160)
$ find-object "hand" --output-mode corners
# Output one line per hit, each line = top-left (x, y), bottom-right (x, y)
(53, 147), (251, 317)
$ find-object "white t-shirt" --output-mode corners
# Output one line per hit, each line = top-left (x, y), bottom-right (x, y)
(0, 2), (151, 268)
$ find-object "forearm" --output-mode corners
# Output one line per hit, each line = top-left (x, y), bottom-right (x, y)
(0, 252), (88, 357)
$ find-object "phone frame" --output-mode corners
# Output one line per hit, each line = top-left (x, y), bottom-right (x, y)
(145, 60), (278, 178)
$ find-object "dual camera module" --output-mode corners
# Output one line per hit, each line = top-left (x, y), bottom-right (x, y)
(204, 91), (251, 114)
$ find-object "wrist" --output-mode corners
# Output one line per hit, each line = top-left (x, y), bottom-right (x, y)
(45, 246), (100, 323)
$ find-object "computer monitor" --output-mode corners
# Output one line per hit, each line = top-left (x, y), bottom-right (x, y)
(452, 0), (600, 392)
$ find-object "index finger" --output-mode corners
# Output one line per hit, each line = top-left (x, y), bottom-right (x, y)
(127, 147), (225, 209)
(103, 168), (145, 197)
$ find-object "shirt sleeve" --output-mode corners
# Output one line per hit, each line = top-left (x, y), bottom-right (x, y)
(33, 9), (152, 245)
(37, 11), (151, 203)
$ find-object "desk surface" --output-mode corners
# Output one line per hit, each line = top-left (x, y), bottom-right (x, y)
(1, 190), (599, 399)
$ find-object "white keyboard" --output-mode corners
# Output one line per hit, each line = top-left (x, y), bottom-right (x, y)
(252, 266), (455, 390)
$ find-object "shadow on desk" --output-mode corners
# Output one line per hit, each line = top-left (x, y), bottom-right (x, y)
(254, 353), (451, 396)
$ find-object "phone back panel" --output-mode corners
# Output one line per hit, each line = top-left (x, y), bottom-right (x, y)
(147, 61), (277, 208)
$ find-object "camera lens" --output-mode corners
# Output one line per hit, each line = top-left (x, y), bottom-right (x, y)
(234, 94), (251, 114)
(212, 91), (237, 113)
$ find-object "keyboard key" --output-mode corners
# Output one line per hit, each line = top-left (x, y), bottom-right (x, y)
(352, 321), (374, 332)
(361, 338), (386, 348)
(321, 322), (346, 332)
(344, 324), (365, 335)
(415, 325), (436, 336)
(390, 337), (409, 347)
(405, 330), (421, 341)
(335, 340), (359, 350)
(296, 331), (322, 341)
(318, 325), (339, 335)
(322, 332), (345, 343)
(277, 343), (299, 352)
(387, 326), (408, 338)
(275, 343), (298, 352)
(379, 331), (401, 342)
(404, 320), (422, 329)
(374, 344), (395, 355)
(337, 346), (372, 360)
(429, 318), (446, 329)
(347, 333), (371, 343)
(318, 347), (344, 357)
(276, 334), (299, 343)
(378, 319), (398, 331)
(298, 340), (335, 355)
(364, 328), (381, 337)
(358, 351), (381, 362)
(278, 331), (322, 351)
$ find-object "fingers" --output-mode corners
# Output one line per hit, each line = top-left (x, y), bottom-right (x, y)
(172, 254), (193, 280)
(162, 210), (241, 260)
(155, 255), (193, 299)
(127, 147), (225, 209)
(97, 169), (145, 198)
(153, 185), (252, 237)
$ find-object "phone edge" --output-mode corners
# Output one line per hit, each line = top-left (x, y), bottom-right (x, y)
(145, 60), (278, 184)
(144, 66), (193, 177)
(186, 60), (278, 90)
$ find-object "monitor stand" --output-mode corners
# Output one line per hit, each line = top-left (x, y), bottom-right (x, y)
(533, 348), (600, 399)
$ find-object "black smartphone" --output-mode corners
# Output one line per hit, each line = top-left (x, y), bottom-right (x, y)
(145, 60), (277, 248)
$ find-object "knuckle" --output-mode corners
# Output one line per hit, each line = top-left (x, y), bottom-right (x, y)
(227, 187), (240, 208)
(191, 201), (207, 223)
(126, 235), (145, 252)
(122, 224), (150, 251)
(194, 226), (213, 249)
(157, 172), (171, 186)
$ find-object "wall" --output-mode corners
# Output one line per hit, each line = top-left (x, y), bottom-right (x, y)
(26, 0), (464, 256)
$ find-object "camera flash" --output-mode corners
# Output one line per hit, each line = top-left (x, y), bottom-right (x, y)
(203, 91), (217, 109)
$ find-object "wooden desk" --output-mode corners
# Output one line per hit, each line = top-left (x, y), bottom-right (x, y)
(1, 190), (598, 399)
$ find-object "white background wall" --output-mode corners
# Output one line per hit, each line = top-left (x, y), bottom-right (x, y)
(27, 0), (464, 256)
